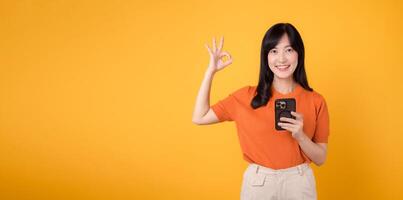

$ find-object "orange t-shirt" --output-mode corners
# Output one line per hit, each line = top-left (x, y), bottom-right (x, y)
(211, 83), (330, 169)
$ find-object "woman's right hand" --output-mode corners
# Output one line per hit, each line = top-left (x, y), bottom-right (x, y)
(205, 36), (233, 74)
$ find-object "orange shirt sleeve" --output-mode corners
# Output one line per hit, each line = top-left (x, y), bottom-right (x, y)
(210, 86), (248, 122)
(312, 95), (330, 143)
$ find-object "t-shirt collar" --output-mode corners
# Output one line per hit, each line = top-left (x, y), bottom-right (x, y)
(271, 82), (303, 98)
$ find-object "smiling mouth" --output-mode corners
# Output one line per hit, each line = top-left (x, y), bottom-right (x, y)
(276, 65), (290, 71)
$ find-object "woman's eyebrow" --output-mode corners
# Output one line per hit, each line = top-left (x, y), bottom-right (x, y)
(273, 45), (292, 49)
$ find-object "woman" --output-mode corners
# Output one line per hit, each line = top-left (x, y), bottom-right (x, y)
(192, 23), (329, 200)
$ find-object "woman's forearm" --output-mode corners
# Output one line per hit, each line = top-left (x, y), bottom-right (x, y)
(192, 69), (216, 122)
(296, 133), (327, 166)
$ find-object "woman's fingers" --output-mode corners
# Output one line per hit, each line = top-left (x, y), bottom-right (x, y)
(220, 51), (231, 59)
(205, 44), (212, 55)
(222, 59), (233, 67)
(291, 111), (303, 121)
(212, 37), (217, 53)
(280, 117), (298, 124)
(278, 123), (295, 130)
(278, 122), (293, 126)
(220, 51), (232, 66)
(218, 36), (224, 52)
(205, 36), (231, 69)
(207, 36), (224, 55)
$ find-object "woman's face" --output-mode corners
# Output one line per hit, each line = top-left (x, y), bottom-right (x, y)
(267, 33), (298, 80)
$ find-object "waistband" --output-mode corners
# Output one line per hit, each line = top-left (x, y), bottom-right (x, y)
(249, 162), (310, 176)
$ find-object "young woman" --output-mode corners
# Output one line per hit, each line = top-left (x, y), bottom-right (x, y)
(192, 23), (329, 200)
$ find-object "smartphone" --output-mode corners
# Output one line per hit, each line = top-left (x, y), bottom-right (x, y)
(275, 98), (296, 131)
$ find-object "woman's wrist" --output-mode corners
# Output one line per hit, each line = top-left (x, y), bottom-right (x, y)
(205, 70), (216, 78)
(295, 132), (308, 143)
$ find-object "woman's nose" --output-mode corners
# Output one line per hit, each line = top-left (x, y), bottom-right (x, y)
(278, 52), (287, 62)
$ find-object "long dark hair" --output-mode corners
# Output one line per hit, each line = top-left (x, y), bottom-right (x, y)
(251, 23), (313, 109)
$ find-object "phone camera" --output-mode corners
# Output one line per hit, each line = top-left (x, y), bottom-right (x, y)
(275, 101), (287, 109)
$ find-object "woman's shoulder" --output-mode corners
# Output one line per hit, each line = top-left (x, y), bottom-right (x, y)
(304, 87), (327, 107)
(228, 85), (256, 99)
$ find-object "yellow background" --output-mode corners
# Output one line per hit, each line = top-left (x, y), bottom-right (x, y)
(1, 0), (402, 199)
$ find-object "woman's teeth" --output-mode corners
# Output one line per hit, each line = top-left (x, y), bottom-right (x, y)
(276, 65), (290, 71)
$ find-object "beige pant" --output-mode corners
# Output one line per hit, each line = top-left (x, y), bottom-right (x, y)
(240, 163), (317, 200)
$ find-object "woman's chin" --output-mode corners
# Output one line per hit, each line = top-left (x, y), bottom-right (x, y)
(274, 73), (293, 79)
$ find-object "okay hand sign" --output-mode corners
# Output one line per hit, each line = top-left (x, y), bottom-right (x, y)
(205, 36), (233, 73)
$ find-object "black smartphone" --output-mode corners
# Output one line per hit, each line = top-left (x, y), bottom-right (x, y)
(275, 98), (296, 131)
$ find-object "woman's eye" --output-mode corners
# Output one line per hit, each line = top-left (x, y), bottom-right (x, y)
(270, 50), (277, 53)
(287, 49), (293, 52)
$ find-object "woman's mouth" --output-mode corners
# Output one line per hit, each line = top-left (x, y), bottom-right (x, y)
(276, 65), (290, 71)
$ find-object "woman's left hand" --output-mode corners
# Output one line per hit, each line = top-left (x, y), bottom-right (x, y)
(278, 111), (305, 141)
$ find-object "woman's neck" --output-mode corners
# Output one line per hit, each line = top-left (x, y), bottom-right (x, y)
(272, 77), (297, 94)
